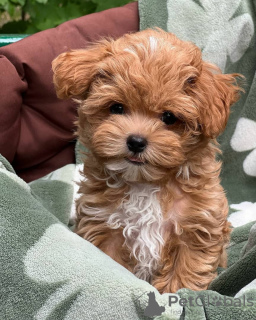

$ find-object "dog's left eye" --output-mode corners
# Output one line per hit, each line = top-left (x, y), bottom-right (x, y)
(161, 111), (177, 125)
(186, 76), (197, 85)
(110, 103), (125, 115)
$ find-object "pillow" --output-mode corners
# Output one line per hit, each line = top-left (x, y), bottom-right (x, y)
(0, 2), (139, 182)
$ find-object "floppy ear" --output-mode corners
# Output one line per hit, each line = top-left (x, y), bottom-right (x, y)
(52, 43), (109, 99)
(196, 63), (243, 138)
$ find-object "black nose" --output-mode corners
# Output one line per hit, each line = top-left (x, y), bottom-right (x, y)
(126, 135), (147, 153)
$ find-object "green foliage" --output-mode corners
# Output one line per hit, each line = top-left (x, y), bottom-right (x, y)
(93, 0), (132, 12)
(0, 0), (133, 34)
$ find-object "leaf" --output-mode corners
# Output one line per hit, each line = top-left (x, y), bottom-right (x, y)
(24, 0), (97, 32)
(0, 19), (29, 33)
(92, 0), (133, 12)
(1, 0), (125, 33)
(5, 2), (17, 16)
(10, 0), (26, 6)
(29, 0), (48, 3)
(34, 0), (48, 4)
(0, 0), (8, 7)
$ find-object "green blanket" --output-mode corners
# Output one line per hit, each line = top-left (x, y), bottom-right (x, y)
(0, 155), (183, 320)
(1, 149), (256, 320)
(138, 0), (256, 318)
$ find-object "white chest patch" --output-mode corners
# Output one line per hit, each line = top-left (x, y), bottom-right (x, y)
(107, 184), (164, 281)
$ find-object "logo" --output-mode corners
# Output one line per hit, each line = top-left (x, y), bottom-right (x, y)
(168, 294), (254, 308)
(143, 292), (254, 318)
(144, 292), (165, 317)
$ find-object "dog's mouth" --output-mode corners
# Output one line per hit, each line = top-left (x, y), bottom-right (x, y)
(125, 156), (146, 166)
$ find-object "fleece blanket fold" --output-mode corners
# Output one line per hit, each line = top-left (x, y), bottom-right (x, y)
(0, 154), (181, 320)
(1, 151), (256, 320)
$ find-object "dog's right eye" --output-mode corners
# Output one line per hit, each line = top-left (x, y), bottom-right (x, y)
(161, 111), (177, 125)
(110, 103), (125, 115)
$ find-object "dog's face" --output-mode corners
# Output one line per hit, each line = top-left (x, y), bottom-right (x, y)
(52, 29), (241, 182)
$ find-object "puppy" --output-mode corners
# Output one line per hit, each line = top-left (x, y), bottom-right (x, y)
(52, 29), (241, 293)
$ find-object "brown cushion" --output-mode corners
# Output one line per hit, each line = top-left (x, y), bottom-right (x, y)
(0, 2), (139, 182)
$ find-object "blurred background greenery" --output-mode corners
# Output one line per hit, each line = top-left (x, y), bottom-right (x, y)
(0, 0), (134, 34)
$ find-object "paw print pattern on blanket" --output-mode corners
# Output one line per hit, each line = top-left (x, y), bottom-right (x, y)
(166, 0), (254, 71)
(228, 202), (256, 228)
(231, 117), (256, 177)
